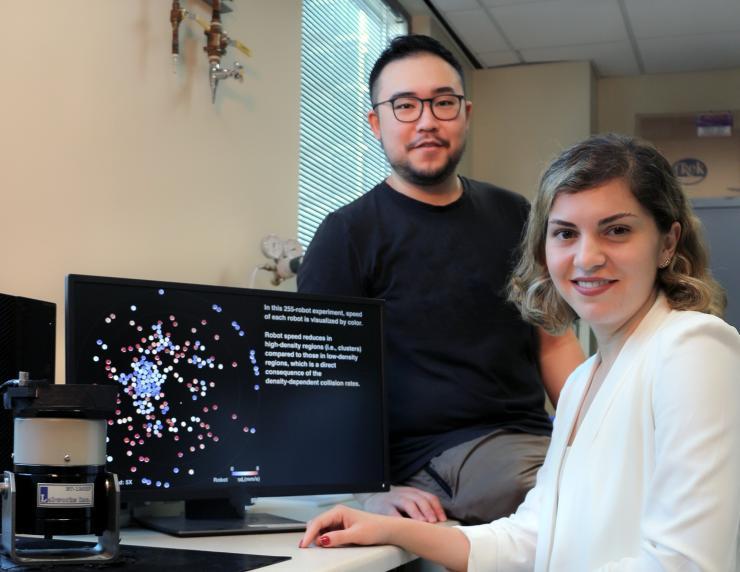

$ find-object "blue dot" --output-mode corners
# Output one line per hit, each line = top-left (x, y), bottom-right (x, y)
(158, 289), (165, 295)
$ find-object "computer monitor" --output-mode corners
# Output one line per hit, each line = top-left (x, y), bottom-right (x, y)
(65, 274), (388, 536)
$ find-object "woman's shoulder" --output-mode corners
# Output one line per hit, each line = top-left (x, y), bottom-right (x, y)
(651, 309), (740, 395)
(657, 308), (740, 349)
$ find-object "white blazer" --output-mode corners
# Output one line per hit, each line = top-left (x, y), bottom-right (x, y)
(460, 295), (740, 571)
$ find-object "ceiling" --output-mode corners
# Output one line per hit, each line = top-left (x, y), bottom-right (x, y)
(400, 0), (740, 77)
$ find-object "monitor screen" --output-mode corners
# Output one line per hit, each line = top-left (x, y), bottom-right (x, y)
(65, 275), (388, 530)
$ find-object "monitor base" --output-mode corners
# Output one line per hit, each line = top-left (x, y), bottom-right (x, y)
(133, 498), (305, 537)
(135, 512), (305, 537)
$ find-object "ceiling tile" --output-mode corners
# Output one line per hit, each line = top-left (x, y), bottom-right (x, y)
(489, 0), (628, 49)
(414, 0), (740, 76)
(639, 32), (740, 74)
(476, 50), (522, 66)
(444, 9), (511, 52)
(430, 0), (481, 10)
(521, 41), (640, 76)
(480, 0), (608, 6)
(624, 0), (740, 38)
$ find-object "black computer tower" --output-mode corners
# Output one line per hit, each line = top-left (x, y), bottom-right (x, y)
(0, 293), (56, 475)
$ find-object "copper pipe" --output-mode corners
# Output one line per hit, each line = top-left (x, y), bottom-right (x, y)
(204, 0), (224, 65)
(170, 0), (183, 57)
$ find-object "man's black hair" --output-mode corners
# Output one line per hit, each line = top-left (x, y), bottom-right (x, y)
(368, 34), (465, 104)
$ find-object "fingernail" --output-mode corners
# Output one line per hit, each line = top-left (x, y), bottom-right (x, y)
(319, 535), (330, 547)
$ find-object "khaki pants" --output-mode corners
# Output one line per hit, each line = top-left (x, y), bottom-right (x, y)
(403, 430), (549, 524)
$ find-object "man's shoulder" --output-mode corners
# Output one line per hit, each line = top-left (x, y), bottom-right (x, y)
(329, 182), (387, 223)
(462, 176), (529, 208)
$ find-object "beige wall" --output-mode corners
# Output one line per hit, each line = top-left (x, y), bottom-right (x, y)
(638, 114), (740, 199)
(0, 1), (302, 381)
(470, 62), (594, 198)
(598, 68), (740, 135)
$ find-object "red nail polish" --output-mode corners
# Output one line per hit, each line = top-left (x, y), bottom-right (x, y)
(319, 535), (330, 547)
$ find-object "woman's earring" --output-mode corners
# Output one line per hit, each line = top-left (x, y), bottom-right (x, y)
(659, 256), (672, 269)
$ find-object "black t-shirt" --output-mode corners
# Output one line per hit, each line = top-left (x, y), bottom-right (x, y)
(298, 177), (552, 482)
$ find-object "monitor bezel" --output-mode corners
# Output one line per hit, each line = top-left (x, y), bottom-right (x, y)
(65, 273), (389, 503)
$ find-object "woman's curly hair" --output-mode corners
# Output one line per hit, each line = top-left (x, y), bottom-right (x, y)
(508, 133), (726, 334)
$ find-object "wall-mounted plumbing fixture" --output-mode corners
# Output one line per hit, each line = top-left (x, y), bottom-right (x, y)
(169, 0), (252, 103)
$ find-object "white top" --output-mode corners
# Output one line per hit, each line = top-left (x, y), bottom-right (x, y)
(459, 295), (740, 571)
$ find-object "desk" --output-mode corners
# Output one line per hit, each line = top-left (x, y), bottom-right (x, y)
(61, 496), (447, 572)
(114, 527), (417, 572)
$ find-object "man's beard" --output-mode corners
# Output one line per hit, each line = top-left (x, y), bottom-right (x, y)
(386, 140), (466, 187)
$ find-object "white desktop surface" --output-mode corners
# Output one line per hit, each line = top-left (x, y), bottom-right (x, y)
(115, 527), (416, 572)
(51, 496), (452, 571)
(58, 496), (427, 572)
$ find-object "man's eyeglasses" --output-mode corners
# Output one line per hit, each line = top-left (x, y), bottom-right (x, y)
(372, 94), (465, 123)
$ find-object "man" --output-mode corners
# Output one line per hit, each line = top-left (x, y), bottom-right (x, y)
(298, 35), (584, 525)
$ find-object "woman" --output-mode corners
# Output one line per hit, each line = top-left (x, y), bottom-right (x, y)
(298, 134), (740, 571)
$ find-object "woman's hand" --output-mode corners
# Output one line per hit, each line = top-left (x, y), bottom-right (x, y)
(299, 503), (471, 572)
(298, 504), (392, 548)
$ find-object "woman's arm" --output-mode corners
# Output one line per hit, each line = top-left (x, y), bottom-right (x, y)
(537, 326), (585, 406)
(299, 505), (471, 572)
(597, 317), (740, 570)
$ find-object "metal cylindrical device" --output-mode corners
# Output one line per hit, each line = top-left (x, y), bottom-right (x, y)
(14, 417), (107, 466)
(4, 382), (119, 537)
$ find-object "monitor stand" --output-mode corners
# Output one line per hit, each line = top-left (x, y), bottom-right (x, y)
(134, 498), (305, 537)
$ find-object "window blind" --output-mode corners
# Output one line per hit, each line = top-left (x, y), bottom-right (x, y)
(298, 0), (407, 248)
